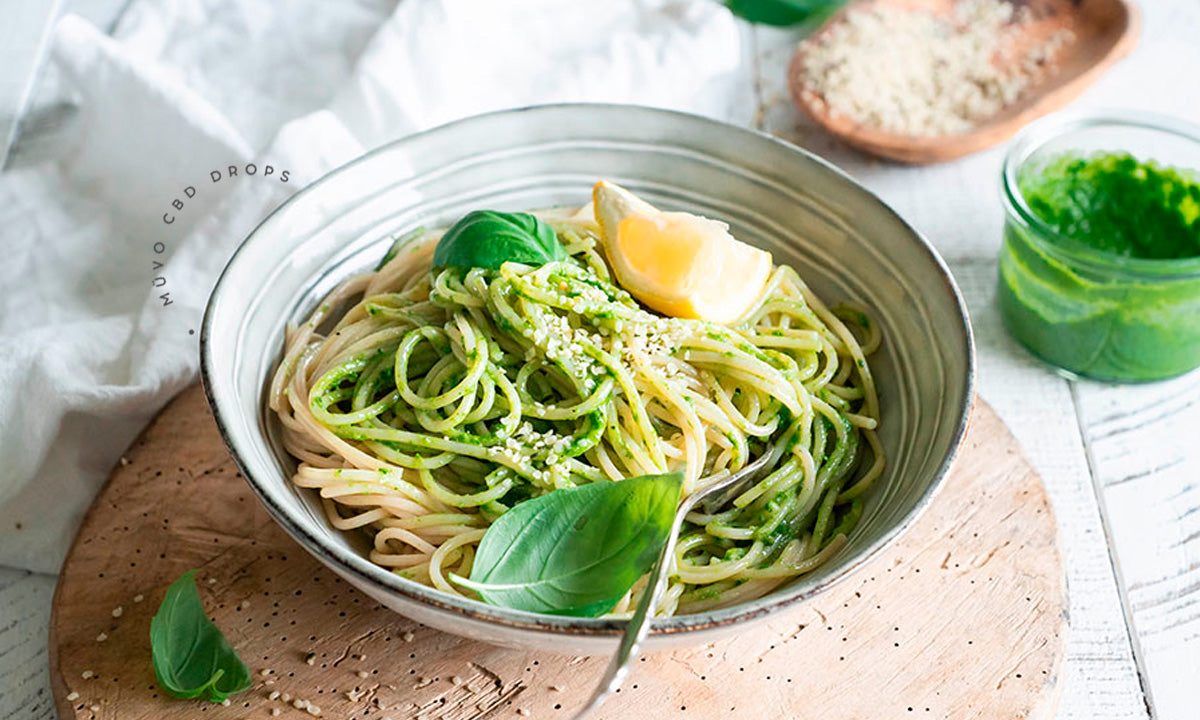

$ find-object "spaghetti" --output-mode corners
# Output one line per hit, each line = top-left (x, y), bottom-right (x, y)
(268, 211), (883, 616)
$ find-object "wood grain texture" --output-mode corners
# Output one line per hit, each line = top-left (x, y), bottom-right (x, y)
(48, 385), (1066, 720)
(1073, 376), (1200, 719)
(785, 0), (1140, 164)
(0, 569), (57, 720)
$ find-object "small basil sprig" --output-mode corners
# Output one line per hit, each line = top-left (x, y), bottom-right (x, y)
(725, 0), (844, 26)
(453, 473), (683, 617)
(150, 570), (252, 703)
(433, 210), (566, 269)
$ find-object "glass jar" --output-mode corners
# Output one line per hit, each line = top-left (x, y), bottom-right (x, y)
(998, 111), (1200, 382)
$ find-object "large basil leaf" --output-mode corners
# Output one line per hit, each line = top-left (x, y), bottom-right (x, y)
(150, 570), (252, 703)
(433, 210), (566, 269)
(454, 473), (682, 616)
(725, 0), (844, 26)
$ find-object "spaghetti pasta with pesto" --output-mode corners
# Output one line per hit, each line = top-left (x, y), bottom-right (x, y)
(268, 198), (883, 617)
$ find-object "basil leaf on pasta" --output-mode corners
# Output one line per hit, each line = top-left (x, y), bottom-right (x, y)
(150, 570), (252, 703)
(433, 210), (566, 269)
(454, 473), (682, 616)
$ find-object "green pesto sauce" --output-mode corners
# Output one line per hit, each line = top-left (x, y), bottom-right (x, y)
(999, 151), (1200, 382)
(1019, 152), (1200, 259)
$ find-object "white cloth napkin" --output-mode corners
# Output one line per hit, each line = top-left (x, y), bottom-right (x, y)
(0, 0), (744, 573)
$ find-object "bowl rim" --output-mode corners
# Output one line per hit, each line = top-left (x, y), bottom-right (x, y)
(201, 102), (976, 638)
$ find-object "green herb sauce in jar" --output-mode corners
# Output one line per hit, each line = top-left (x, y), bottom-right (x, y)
(999, 150), (1200, 381)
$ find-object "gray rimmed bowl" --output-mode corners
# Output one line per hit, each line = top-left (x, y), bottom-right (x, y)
(201, 104), (974, 654)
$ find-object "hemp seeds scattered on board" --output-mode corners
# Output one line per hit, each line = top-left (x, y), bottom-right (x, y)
(795, 0), (1075, 136)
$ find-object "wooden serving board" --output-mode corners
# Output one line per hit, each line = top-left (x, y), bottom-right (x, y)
(49, 385), (1067, 720)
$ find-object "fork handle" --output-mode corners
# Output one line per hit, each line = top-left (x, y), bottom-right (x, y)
(568, 501), (689, 720)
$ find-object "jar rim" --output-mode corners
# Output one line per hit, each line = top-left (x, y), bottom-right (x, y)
(1002, 109), (1200, 280)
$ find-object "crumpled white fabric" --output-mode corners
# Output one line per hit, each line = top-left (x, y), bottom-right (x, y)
(0, 0), (744, 572)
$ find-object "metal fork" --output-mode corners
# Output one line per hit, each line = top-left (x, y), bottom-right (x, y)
(569, 441), (783, 720)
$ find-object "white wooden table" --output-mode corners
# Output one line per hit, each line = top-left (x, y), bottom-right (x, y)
(1, 2), (1197, 719)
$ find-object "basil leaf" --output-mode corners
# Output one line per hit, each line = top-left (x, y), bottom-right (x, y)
(150, 570), (252, 703)
(433, 210), (566, 269)
(725, 0), (844, 26)
(454, 473), (682, 617)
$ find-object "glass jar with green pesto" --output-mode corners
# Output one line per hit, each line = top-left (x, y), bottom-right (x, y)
(998, 112), (1200, 382)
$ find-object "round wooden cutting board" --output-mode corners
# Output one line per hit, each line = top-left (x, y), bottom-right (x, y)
(49, 385), (1067, 720)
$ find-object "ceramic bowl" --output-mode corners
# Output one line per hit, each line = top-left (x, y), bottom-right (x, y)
(201, 104), (974, 654)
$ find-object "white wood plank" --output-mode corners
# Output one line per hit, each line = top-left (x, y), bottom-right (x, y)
(0, 569), (56, 720)
(1074, 377), (1200, 718)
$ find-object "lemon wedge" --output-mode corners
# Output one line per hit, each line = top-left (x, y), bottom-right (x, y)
(592, 181), (772, 325)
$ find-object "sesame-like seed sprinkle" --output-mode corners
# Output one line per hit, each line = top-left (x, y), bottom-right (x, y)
(305, 653), (316, 665)
(269, 691), (280, 701)
(222, 699), (231, 707)
(111, 606), (123, 618)
(293, 699), (307, 709)
(240, 600), (251, 610)
(451, 676), (463, 685)
(550, 685), (564, 692)
(271, 710), (281, 717)
(66, 692), (79, 701)
(133, 594), (144, 603)
(281, 693), (292, 703)
(264, 679), (275, 686)
(517, 709), (531, 717)
(90, 705), (100, 712)
(402, 631), (415, 642)
(357, 671), (369, 679)
(260, 668), (273, 677)
(207, 577), (217, 585)
(81, 670), (94, 679)
(307, 706), (322, 717)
